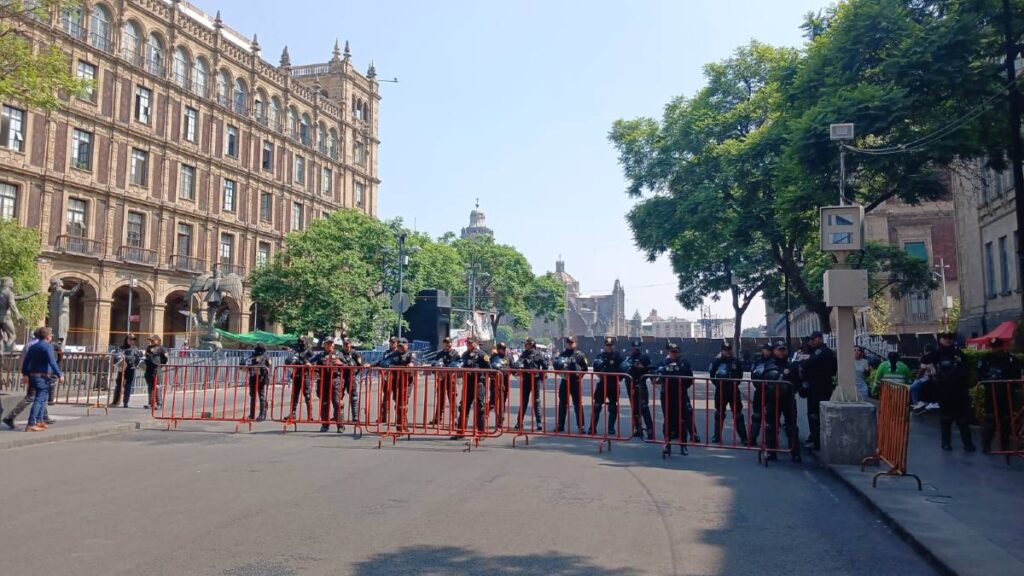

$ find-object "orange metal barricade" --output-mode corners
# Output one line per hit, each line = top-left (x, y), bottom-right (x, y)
(153, 364), (270, 432)
(268, 364), (369, 437)
(861, 379), (922, 489)
(979, 379), (1024, 463)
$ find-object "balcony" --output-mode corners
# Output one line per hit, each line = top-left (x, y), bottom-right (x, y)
(118, 245), (157, 266)
(192, 82), (207, 98)
(173, 73), (191, 91)
(213, 261), (246, 278)
(123, 48), (144, 68)
(89, 32), (112, 53)
(63, 20), (86, 41)
(56, 235), (103, 257)
(169, 254), (206, 274)
(216, 94), (230, 108)
(146, 58), (166, 78)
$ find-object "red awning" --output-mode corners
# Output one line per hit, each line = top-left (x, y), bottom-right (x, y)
(965, 321), (1017, 349)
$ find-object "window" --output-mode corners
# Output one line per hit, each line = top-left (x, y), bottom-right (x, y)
(292, 202), (304, 231)
(172, 47), (190, 88)
(355, 140), (367, 166)
(222, 179), (236, 211)
(294, 155), (305, 185)
(1, 105), (25, 152)
(322, 167), (333, 194)
(262, 140), (274, 171)
(179, 164), (196, 200)
(0, 182), (17, 220)
(353, 99), (364, 121)
(71, 129), (93, 171)
(254, 98), (265, 124)
(89, 5), (112, 52)
(904, 241), (928, 262)
(257, 242), (270, 268)
(225, 125), (238, 157)
(316, 124), (326, 152)
(908, 292), (931, 322)
(269, 98), (280, 130)
(134, 85), (151, 123)
(192, 58), (208, 97)
(993, 168), (1007, 197)
(176, 223), (193, 256)
(287, 108), (297, 138)
(219, 233), (234, 264)
(216, 70), (230, 106)
(999, 235), (1011, 293)
(300, 114), (310, 145)
(986, 241), (996, 297)
(67, 198), (87, 237)
(354, 181), (365, 207)
(61, 5), (85, 40)
(183, 107), (198, 142)
(233, 79), (248, 115)
(328, 130), (339, 160)
(130, 148), (148, 186)
(258, 191), (270, 220)
(126, 211), (145, 248)
(76, 60), (97, 101)
(146, 33), (165, 76)
(122, 21), (142, 65)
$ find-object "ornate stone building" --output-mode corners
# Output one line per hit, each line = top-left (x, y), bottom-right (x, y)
(0, 0), (380, 349)
(530, 259), (626, 338)
(460, 201), (493, 239)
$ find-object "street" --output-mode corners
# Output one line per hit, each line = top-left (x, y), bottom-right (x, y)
(0, 421), (937, 576)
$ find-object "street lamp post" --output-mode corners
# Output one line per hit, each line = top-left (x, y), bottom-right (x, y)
(934, 256), (951, 329)
(126, 277), (137, 338)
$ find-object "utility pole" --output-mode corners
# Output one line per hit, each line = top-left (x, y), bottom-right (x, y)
(396, 233), (407, 339)
(1002, 0), (1024, 315)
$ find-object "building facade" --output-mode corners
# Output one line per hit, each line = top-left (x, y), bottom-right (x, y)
(530, 259), (626, 338)
(640, 309), (695, 339)
(460, 201), (493, 239)
(1, 0), (379, 350)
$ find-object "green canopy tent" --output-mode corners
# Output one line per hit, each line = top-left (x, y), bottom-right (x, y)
(215, 329), (299, 347)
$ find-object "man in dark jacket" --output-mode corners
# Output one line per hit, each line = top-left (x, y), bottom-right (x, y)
(285, 336), (314, 421)
(111, 335), (142, 407)
(799, 331), (837, 451)
(143, 335), (168, 410)
(709, 342), (747, 445)
(554, 336), (589, 433)
(429, 336), (462, 426)
(925, 332), (975, 451)
(452, 337), (489, 439)
(590, 337), (624, 435)
(658, 342), (694, 455)
(749, 342), (801, 462)
(624, 340), (654, 439)
(514, 337), (548, 431)
(244, 343), (272, 422)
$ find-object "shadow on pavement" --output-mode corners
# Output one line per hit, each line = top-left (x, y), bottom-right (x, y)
(350, 545), (639, 576)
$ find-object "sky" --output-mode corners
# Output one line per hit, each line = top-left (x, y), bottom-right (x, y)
(209, 0), (831, 328)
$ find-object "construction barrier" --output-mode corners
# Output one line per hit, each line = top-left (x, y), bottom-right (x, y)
(861, 379), (922, 489)
(979, 379), (1024, 463)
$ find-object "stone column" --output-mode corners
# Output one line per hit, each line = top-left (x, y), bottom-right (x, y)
(93, 298), (111, 352)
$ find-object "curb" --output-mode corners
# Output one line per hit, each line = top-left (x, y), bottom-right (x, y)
(0, 421), (140, 451)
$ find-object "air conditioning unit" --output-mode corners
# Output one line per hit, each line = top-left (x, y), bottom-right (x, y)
(830, 123), (855, 141)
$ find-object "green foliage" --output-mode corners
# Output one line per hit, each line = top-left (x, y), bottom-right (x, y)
(0, 218), (44, 323)
(528, 272), (567, 324)
(0, 1), (94, 110)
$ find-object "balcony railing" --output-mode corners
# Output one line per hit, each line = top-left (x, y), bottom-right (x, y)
(63, 20), (86, 41)
(192, 81), (207, 98)
(146, 58), (166, 77)
(173, 73), (191, 91)
(89, 32), (112, 53)
(123, 48), (144, 68)
(216, 93), (230, 108)
(256, 115), (268, 127)
(169, 254), (206, 274)
(213, 261), (246, 277)
(118, 245), (157, 265)
(56, 235), (103, 257)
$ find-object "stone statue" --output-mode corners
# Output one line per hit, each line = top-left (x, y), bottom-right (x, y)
(48, 278), (82, 346)
(0, 277), (36, 353)
(186, 269), (244, 350)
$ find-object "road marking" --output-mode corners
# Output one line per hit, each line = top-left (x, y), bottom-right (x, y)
(804, 470), (841, 503)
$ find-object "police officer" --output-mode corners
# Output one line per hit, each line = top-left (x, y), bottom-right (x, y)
(977, 337), (1021, 453)
(658, 342), (694, 455)
(515, 337), (548, 431)
(709, 342), (747, 445)
(375, 336), (402, 424)
(623, 340), (654, 439)
(386, 338), (415, 431)
(452, 336), (489, 439)
(489, 342), (512, 428)
(337, 338), (363, 429)
(111, 335), (142, 408)
(313, 339), (345, 433)
(285, 336), (314, 421)
(244, 343), (272, 421)
(749, 342), (801, 462)
(554, 335), (589, 433)
(925, 332), (975, 451)
(429, 336), (462, 426)
(142, 335), (168, 410)
(590, 337), (624, 435)
(799, 331), (837, 451)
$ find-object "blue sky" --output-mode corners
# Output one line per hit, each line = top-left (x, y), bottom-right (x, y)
(210, 0), (831, 327)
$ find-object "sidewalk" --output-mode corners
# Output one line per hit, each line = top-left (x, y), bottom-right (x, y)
(827, 409), (1024, 576)
(0, 392), (142, 451)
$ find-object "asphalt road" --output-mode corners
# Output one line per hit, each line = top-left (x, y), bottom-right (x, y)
(0, 420), (938, 576)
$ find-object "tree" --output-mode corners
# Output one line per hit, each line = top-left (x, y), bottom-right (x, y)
(1, 1), (92, 110)
(0, 219), (44, 324)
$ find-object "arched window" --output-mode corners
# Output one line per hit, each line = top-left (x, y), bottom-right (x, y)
(172, 47), (190, 88)
(216, 70), (230, 106)
(287, 108), (298, 139)
(362, 102), (371, 123)
(316, 124), (326, 153)
(328, 129), (339, 160)
(269, 97), (281, 131)
(352, 99), (364, 121)
(233, 78), (248, 115)
(254, 90), (267, 125)
(89, 5), (112, 51)
(146, 33), (165, 76)
(122, 21), (143, 65)
(300, 113), (311, 146)
(192, 57), (209, 97)
(62, 5), (85, 40)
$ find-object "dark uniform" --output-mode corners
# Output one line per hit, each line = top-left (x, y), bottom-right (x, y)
(111, 336), (142, 407)
(244, 343), (272, 421)
(453, 342), (489, 438)
(709, 345), (747, 444)
(489, 343), (511, 428)
(286, 337), (314, 420)
(379, 339), (414, 430)
(977, 338), (1022, 453)
(515, 339), (548, 431)
(623, 342), (654, 439)
(554, 337), (589, 433)
(658, 343), (694, 455)
(337, 341), (363, 429)
(799, 332), (837, 450)
(749, 345), (801, 461)
(143, 336), (168, 409)
(429, 338), (462, 426)
(590, 337), (624, 435)
(925, 335), (975, 451)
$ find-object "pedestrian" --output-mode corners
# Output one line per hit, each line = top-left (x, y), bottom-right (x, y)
(870, 351), (913, 398)
(624, 340), (654, 439)
(111, 335), (141, 407)
(2, 332), (55, 429)
(143, 335), (168, 410)
(312, 338), (345, 432)
(451, 336), (488, 439)
(243, 343), (272, 422)
(285, 336), (314, 421)
(709, 342), (747, 445)
(429, 336), (462, 426)
(749, 342), (801, 462)
(554, 335), (589, 433)
(798, 331), (837, 451)
(853, 346), (872, 401)
(590, 337), (624, 435)
(924, 332), (975, 452)
(658, 342), (694, 456)
(976, 337), (1020, 453)
(19, 326), (63, 432)
(514, 337), (548, 432)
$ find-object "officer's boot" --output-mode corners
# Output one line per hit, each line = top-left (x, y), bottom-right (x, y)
(959, 422), (976, 452)
(350, 395), (360, 427)
(589, 405), (602, 435)
(248, 395), (256, 421)
(608, 406), (618, 436)
(736, 411), (749, 446)
(257, 400), (267, 422)
(940, 418), (953, 450)
(711, 413), (723, 444)
(679, 423), (689, 455)
(642, 405), (654, 440)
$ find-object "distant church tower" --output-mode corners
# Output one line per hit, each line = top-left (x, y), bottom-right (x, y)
(460, 199), (494, 239)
